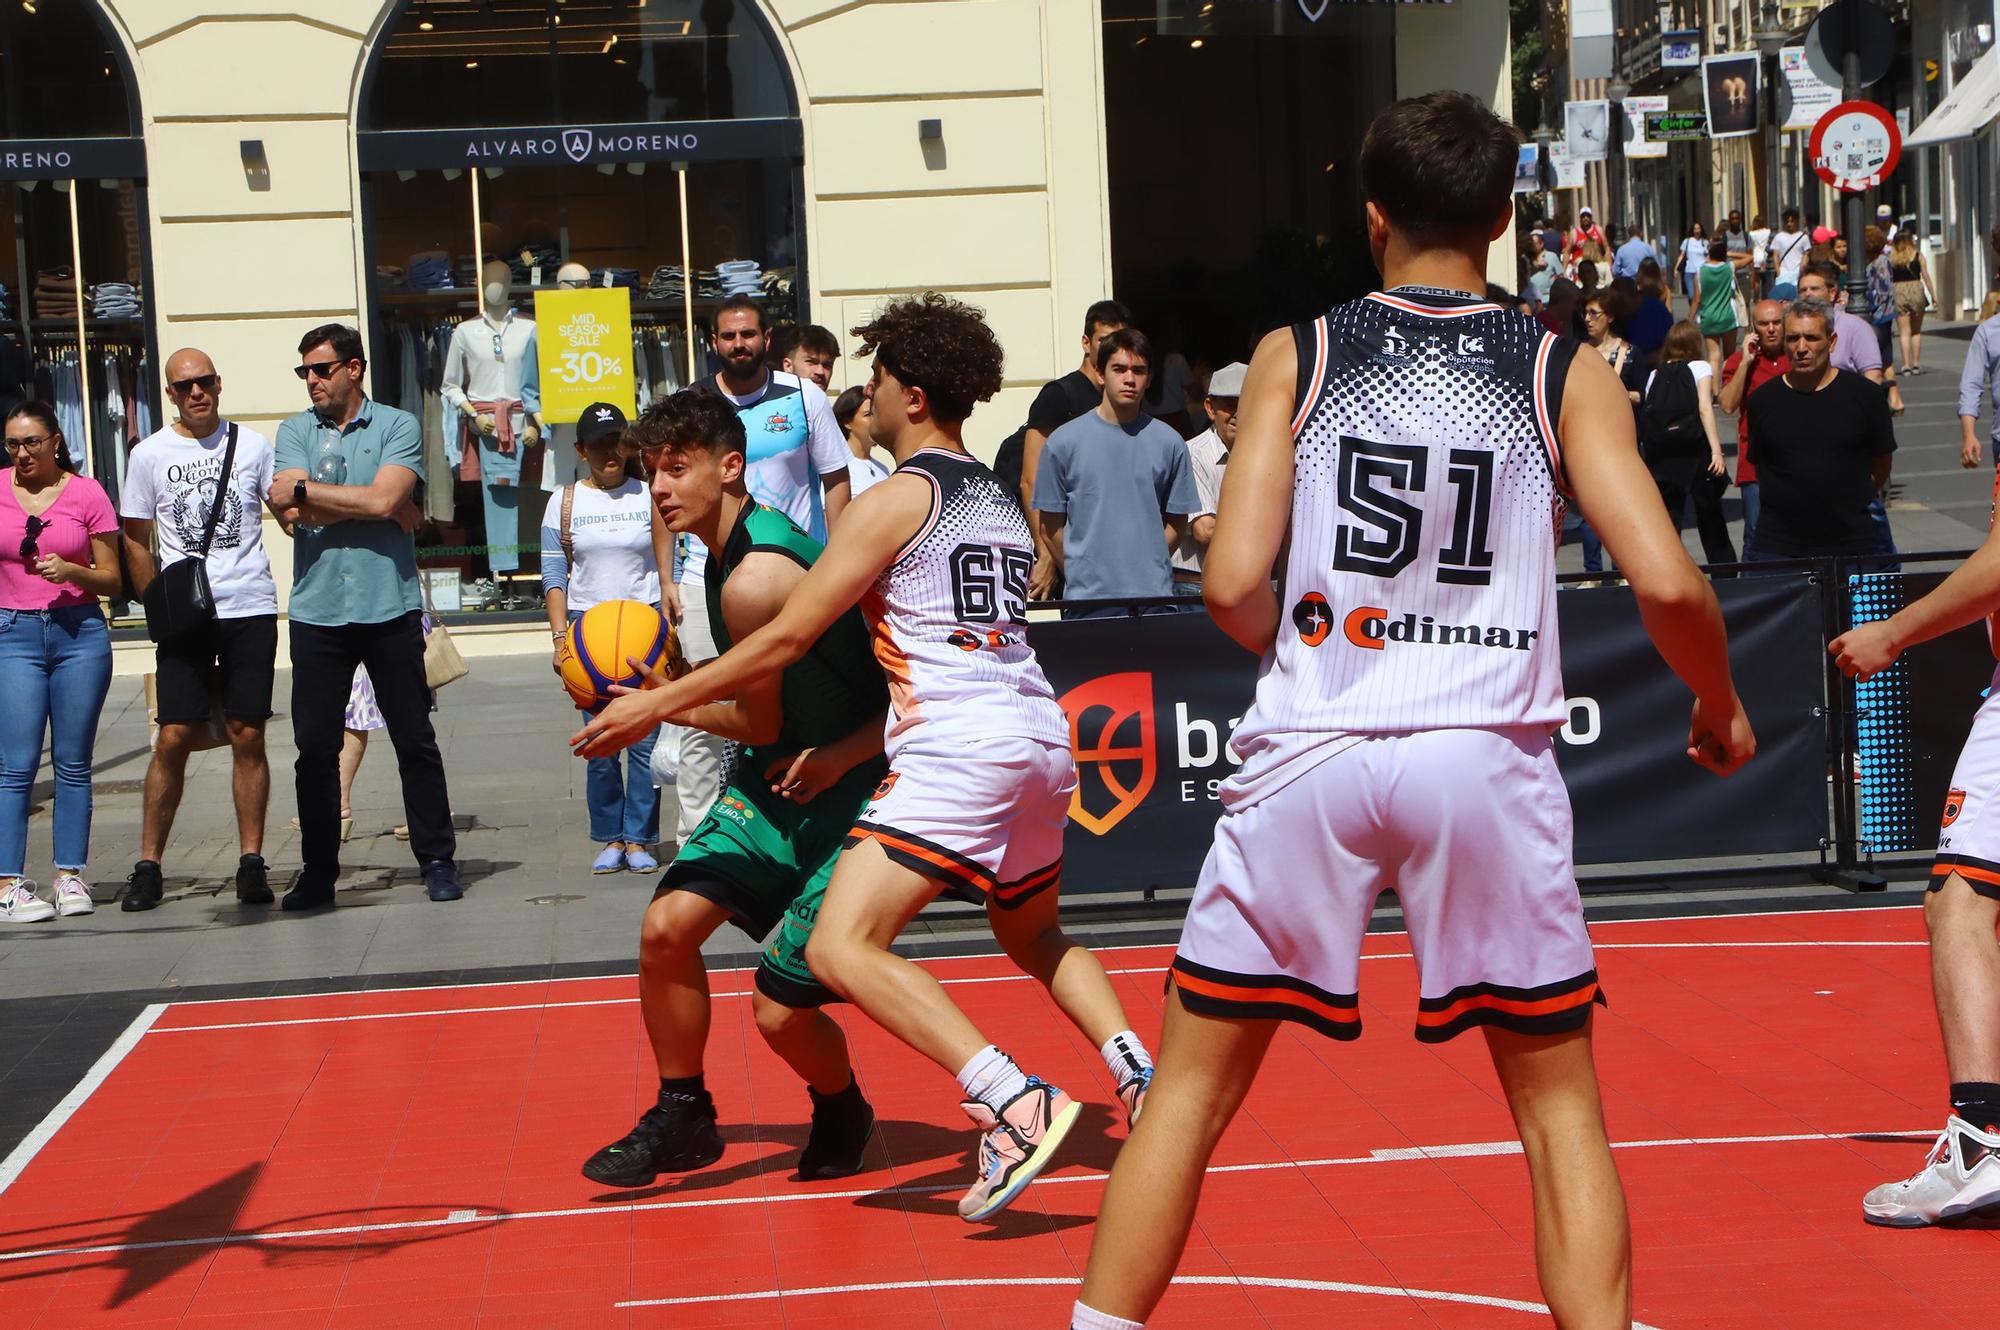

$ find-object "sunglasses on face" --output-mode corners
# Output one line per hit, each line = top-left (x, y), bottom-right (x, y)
(20, 515), (46, 561)
(168, 374), (219, 395)
(294, 359), (351, 381)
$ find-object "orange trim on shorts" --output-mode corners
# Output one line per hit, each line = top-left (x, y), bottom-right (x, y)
(1170, 965), (1361, 1030)
(1940, 860), (2000, 889)
(1415, 980), (1599, 1029)
(992, 860), (1060, 909)
(846, 824), (996, 895)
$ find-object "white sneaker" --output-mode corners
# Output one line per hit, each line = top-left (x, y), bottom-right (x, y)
(1863, 1115), (2000, 1227)
(53, 872), (93, 917)
(0, 879), (54, 924)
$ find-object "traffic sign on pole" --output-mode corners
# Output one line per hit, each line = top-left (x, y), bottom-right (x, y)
(1809, 100), (1900, 192)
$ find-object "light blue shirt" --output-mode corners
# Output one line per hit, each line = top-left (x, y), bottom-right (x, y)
(273, 398), (424, 627)
(1032, 410), (1199, 603)
(1959, 315), (2000, 458)
(1612, 237), (1654, 280)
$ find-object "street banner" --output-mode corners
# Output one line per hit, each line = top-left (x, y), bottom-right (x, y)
(1662, 30), (1702, 69)
(1624, 96), (1670, 158)
(1780, 46), (1841, 132)
(1030, 576), (1830, 894)
(1566, 100), (1612, 162)
(1514, 143), (1542, 193)
(532, 286), (635, 424)
(1852, 572), (1993, 855)
(1646, 111), (1710, 142)
(1704, 52), (1764, 137)
(1547, 139), (1586, 190)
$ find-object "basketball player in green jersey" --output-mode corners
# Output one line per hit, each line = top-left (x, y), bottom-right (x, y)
(578, 390), (888, 1189)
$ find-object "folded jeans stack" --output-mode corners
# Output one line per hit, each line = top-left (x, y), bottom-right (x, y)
(591, 267), (641, 290)
(91, 283), (141, 319)
(715, 259), (763, 298)
(405, 255), (454, 291)
(508, 245), (562, 285)
(645, 265), (687, 301)
(33, 266), (79, 320)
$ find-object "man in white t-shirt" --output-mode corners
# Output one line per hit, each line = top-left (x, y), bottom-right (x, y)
(1170, 361), (1244, 589)
(118, 349), (283, 911)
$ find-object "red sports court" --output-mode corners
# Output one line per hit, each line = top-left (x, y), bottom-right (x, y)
(1, 905), (1993, 1328)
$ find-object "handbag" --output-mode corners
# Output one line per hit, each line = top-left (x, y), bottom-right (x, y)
(143, 423), (236, 645)
(419, 573), (469, 689)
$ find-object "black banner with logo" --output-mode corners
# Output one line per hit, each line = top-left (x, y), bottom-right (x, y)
(1852, 572), (1994, 854)
(1029, 573), (1830, 894)
(0, 137), (146, 181)
(356, 119), (801, 172)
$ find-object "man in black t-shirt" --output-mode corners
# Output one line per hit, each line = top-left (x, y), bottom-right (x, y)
(994, 299), (1130, 598)
(1743, 298), (1896, 564)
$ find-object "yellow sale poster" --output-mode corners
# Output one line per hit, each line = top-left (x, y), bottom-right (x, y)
(533, 287), (634, 424)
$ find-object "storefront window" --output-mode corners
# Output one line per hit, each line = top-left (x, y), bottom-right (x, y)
(357, 0), (804, 610)
(0, 1), (158, 502)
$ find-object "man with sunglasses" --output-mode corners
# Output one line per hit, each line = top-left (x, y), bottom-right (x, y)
(119, 350), (282, 911)
(269, 324), (461, 910)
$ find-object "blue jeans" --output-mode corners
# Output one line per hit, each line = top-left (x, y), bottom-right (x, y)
(1868, 492), (1901, 572)
(1561, 505), (1605, 573)
(0, 605), (111, 874)
(1738, 481), (1760, 556)
(570, 609), (660, 844)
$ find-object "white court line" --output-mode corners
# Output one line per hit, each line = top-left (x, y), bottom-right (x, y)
(615, 1273), (1669, 1328)
(151, 941), (1927, 1033)
(0, 1127), (1928, 1266)
(156, 901), (1922, 1010)
(0, 1004), (164, 1198)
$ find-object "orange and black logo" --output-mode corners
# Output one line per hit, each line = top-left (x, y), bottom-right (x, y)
(1944, 788), (1968, 827)
(947, 629), (982, 652)
(1057, 671), (1157, 836)
(871, 771), (900, 802)
(1293, 593), (1332, 647)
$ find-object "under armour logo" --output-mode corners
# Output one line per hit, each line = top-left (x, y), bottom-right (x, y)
(1458, 334), (1485, 354)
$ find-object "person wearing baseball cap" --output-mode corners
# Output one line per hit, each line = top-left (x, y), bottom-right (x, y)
(1875, 204), (1899, 244)
(1566, 206), (1607, 270)
(541, 400), (673, 874)
(1172, 361), (1248, 589)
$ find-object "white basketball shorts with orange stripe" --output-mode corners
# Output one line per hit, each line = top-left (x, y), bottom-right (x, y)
(1173, 726), (1604, 1043)
(1933, 675), (2000, 902)
(847, 736), (1075, 910)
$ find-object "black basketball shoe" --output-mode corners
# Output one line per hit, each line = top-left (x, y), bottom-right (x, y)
(581, 1097), (724, 1188)
(797, 1081), (876, 1181)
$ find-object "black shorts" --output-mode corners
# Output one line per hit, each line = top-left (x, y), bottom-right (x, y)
(153, 614), (278, 726)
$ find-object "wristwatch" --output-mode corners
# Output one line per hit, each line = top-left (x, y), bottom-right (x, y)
(293, 479), (308, 508)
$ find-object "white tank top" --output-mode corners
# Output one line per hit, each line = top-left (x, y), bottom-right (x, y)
(1229, 287), (1577, 774)
(863, 448), (1070, 760)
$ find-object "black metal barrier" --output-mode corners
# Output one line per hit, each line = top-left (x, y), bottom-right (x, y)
(1026, 555), (1989, 895)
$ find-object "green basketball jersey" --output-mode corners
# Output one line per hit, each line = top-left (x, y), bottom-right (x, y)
(705, 501), (887, 757)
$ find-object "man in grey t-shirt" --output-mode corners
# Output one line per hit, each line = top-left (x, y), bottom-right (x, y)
(1032, 329), (1198, 616)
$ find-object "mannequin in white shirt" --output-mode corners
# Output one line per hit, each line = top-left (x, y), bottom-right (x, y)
(443, 260), (545, 596)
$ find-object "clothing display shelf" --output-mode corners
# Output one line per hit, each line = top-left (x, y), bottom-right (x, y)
(27, 330), (151, 503)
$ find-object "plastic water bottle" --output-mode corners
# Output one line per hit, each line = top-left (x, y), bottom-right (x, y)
(300, 431), (348, 537)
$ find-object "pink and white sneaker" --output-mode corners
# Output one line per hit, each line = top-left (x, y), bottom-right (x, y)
(956, 1077), (1081, 1222)
(0, 879), (52, 924)
(1116, 1067), (1153, 1127)
(54, 872), (93, 917)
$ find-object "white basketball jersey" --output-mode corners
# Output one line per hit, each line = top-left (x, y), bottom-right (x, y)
(1230, 286), (1577, 761)
(863, 448), (1070, 760)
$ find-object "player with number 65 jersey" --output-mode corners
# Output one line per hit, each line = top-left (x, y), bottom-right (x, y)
(578, 293), (1157, 1228)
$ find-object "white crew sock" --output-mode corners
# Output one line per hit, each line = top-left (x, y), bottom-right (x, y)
(955, 1044), (1029, 1112)
(1071, 1300), (1144, 1330)
(1100, 1030), (1154, 1084)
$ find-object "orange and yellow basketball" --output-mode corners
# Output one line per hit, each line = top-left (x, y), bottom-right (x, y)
(560, 599), (673, 711)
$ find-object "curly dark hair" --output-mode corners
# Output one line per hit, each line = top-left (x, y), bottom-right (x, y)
(626, 389), (746, 458)
(850, 292), (1004, 425)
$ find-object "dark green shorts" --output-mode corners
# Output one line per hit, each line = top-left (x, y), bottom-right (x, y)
(660, 755), (885, 1008)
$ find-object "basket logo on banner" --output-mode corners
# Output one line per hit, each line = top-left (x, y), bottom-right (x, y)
(533, 287), (635, 424)
(1058, 671), (1158, 835)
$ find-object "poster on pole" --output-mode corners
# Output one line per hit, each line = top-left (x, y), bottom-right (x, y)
(532, 287), (635, 424)
(1514, 143), (1542, 194)
(1780, 46), (1841, 132)
(1703, 51), (1763, 137)
(1547, 139), (1586, 190)
(1565, 100), (1611, 162)
(1624, 95), (1669, 158)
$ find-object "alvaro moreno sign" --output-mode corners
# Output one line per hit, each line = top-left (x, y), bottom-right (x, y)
(355, 119), (802, 172)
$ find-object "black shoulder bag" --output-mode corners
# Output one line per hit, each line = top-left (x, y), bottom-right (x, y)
(144, 423), (237, 644)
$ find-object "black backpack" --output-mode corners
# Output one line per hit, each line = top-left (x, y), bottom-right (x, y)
(1639, 362), (1702, 457)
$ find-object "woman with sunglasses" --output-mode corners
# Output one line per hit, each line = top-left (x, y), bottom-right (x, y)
(0, 402), (120, 924)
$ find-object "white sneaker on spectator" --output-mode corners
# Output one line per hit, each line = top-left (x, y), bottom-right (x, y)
(54, 872), (93, 917)
(0, 879), (54, 923)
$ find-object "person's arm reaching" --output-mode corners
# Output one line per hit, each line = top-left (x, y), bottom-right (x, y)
(1204, 327), (1295, 655)
(1563, 347), (1754, 774)
(571, 477), (929, 758)
(668, 557), (794, 746)
(1832, 518), (2000, 679)
(120, 518), (157, 598)
(764, 709), (889, 804)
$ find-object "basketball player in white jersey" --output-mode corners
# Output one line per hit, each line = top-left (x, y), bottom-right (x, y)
(1071, 92), (1756, 1330)
(1830, 518), (2000, 1227)
(576, 293), (1156, 1223)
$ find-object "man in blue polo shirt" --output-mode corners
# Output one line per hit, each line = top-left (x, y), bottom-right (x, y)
(1612, 224), (1654, 281)
(270, 323), (461, 910)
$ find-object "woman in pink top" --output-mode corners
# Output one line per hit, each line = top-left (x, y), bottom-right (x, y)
(0, 402), (121, 924)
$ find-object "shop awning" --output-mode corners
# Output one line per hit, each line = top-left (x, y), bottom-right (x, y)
(1907, 48), (2000, 148)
